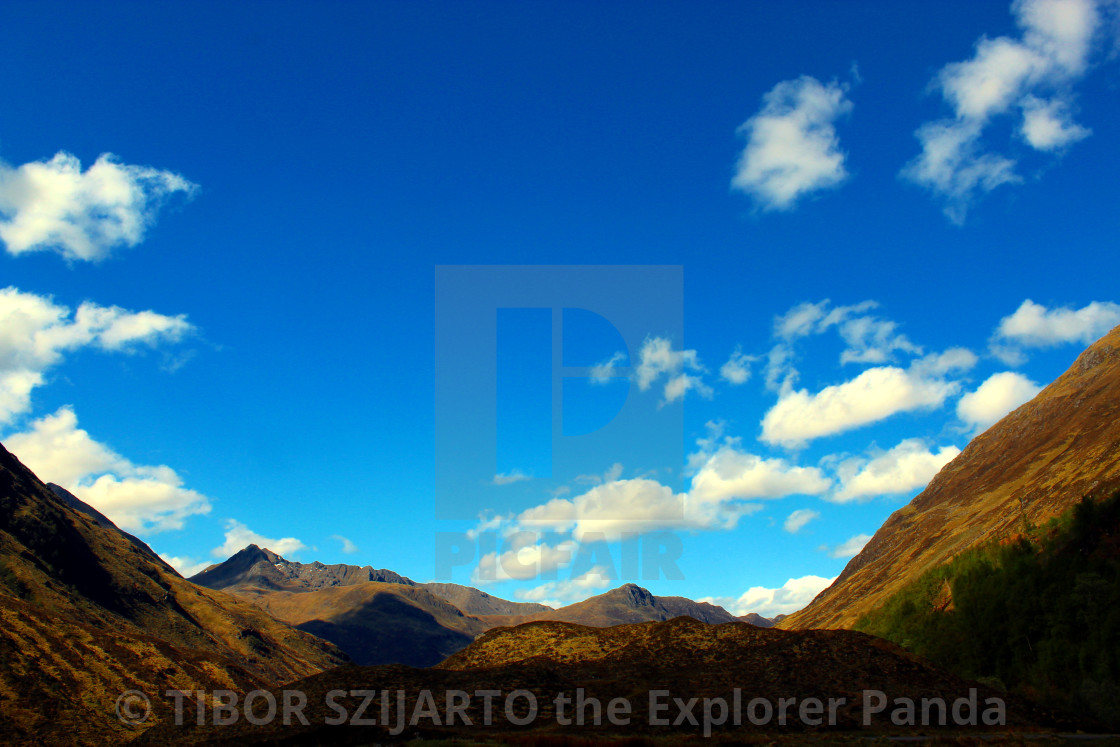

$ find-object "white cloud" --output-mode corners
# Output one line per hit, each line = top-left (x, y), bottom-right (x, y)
(516, 478), (688, 539)
(0, 151), (196, 262)
(902, 0), (1103, 222)
(836, 315), (921, 365)
(830, 533), (873, 559)
(212, 519), (306, 559)
(957, 371), (1043, 433)
(760, 351), (974, 448)
(1019, 95), (1092, 149)
(719, 347), (755, 385)
(332, 534), (359, 554)
(159, 554), (213, 578)
(783, 508), (821, 534)
(833, 439), (961, 502)
(473, 537), (578, 583)
(763, 300), (920, 391)
(492, 470), (531, 486)
(634, 336), (711, 405)
(514, 567), (612, 608)
(513, 441), (829, 541)
(992, 299), (1120, 362)
(0, 286), (192, 424)
(731, 76), (853, 211)
(688, 444), (832, 512)
(5, 406), (211, 533)
(700, 574), (835, 618)
(589, 351), (627, 385)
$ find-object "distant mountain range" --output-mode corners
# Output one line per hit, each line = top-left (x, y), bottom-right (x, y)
(783, 323), (1120, 630)
(190, 549), (758, 666)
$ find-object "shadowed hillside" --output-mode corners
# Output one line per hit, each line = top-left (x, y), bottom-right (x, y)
(144, 616), (1060, 744)
(0, 442), (346, 744)
(238, 581), (490, 667)
(783, 324), (1120, 630)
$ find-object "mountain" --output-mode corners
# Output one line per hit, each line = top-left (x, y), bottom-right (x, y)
(423, 581), (550, 616)
(0, 442), (346, 744)
(193, 548), (509, 667)
(148, 615), (1057, 743)
(738, 612), (776, 627)
(190, 544), (414, 592)
(783, 324), (1120, 630)
(504, 583), (738, 627)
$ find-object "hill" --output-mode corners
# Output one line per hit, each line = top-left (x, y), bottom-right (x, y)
(783, 324), (1120, 630)
(147, 615), (1058, 743)
(0, 442), (346, 744)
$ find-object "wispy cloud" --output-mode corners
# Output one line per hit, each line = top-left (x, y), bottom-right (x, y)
(902, 0), (1104, 223)
(783, 508), (821, 534)
(492, 470), (532, 486)
(332, 534), (359, 554)
(634, 336), (712, 406)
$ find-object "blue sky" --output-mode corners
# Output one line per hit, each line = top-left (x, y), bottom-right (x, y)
(2, 1), (1119, 616)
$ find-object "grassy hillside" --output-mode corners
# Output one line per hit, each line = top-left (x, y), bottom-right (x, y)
(855, 490), (1120, 728)
(783, 327), (1120, 630)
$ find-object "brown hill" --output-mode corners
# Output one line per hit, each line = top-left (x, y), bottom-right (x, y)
(783, 324), (1120, 630)
(148, 615), (1058, 743)
(0, 441), (346, 744)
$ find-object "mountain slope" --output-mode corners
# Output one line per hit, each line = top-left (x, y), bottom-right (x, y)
(237, 581), (489, 667)
(423, 581), (550, 616)
(0, 441), (346, 743)
(783, 324), (1120, 630)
